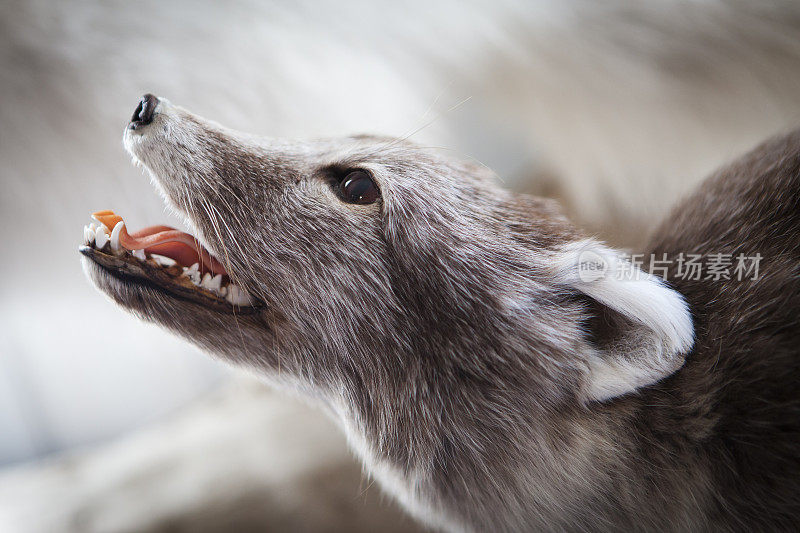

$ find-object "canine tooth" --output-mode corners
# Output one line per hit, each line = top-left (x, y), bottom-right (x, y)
(110, 221), (124, 253)
(95, 226), (109, 249)
(132, 249), (146, 261)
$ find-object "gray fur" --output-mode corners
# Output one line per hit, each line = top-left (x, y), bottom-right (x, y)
(83, 99), (799, 531)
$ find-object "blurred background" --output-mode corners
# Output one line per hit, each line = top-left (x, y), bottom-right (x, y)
(2, 1), (800, 531)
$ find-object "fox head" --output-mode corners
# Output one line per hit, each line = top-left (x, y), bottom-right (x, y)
(82, 94), (693, 530)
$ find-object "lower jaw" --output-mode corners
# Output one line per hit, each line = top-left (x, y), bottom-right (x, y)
(80, 246), (262, 315)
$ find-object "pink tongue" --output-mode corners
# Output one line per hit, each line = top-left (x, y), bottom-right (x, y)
(120, 225), (228, 275)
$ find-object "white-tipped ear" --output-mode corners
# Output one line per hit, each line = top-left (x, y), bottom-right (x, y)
(553, 241), (694, 401)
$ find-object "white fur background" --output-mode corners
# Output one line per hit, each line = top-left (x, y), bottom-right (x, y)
(2, 0), (800, 530)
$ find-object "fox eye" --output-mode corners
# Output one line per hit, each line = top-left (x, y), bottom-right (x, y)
(339, 170), (379, 205)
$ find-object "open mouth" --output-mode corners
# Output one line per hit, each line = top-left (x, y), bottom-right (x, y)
(80, 210), (259, 313)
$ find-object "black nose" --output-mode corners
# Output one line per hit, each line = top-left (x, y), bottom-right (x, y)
(129, 93), (159, 129)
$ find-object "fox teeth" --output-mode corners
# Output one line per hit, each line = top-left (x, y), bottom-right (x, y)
(151, 254), (177, 268)
(226, 285), (253, 306)
(84, 223), (98, 245)
(110, 221), (124, 253)
(94, 225), (109, 249)
(183, 263), (201, 285)
(208, 274), (223, 293)
(200, 273), (223, 295)
(200, 272), (222, 292)
(83, 225), (95, 245)
(84, 215), (252, 306)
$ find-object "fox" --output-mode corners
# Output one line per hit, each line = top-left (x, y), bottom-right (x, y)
(81, 94), (800, 531)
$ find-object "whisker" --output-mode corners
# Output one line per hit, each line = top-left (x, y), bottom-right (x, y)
(357, 94), (473, 162)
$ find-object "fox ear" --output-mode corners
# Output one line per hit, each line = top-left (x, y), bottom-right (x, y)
(552, 241), (695, 402)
